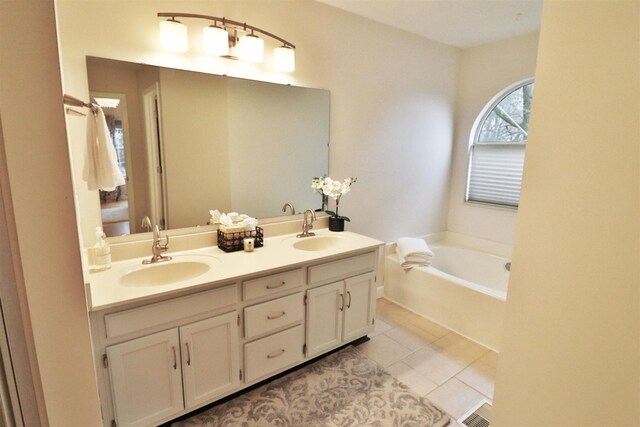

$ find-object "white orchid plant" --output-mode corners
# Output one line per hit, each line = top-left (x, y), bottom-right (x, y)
(312, 176), (357, 221)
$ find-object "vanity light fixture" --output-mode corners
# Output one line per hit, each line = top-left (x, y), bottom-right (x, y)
(274, 45), (295, 72)
(238, 31), (264, 63)
(202, 24), (229, 56)
(157, 13), (296, 72)
(159, 17), (188, 52)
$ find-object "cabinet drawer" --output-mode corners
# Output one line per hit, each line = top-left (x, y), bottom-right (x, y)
(105, 285), (237, 339)
(242, 269), (303, 300)
(244, 293), (303, 339)
(244, 325), (303, 383)
(308, 251), (376, 285)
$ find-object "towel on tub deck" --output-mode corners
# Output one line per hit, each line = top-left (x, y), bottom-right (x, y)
(396, 237), (434, 270)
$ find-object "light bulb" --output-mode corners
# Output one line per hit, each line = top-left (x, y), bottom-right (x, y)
(203, 25), (229, 56)
(274, 45), (295, 72)
(159, 19), (188, 52)
(238, 34), (264, 63)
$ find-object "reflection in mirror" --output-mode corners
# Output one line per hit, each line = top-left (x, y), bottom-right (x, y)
(86, 57), (330, 237)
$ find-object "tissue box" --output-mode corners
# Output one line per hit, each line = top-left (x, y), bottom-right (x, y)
(219, 223), (247, 233)
(217, 226), (264, 253)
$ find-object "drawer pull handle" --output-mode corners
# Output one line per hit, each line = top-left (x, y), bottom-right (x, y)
(267, 311), (286, 320)
(339, 293), (344, 311)
(267, 348), (286, 359)
(347, 291), (352, 308)
(267, 281), (286, 290)
(186, 342), (191, 366)
(171, 346), (177, 370)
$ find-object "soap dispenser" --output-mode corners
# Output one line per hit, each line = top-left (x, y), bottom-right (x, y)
(92, 227), (111, 271)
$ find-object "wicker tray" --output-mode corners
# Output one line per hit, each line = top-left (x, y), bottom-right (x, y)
(217, 226), (264, 253)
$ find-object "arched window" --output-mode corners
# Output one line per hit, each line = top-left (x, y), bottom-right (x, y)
(466, 79), (534, 208)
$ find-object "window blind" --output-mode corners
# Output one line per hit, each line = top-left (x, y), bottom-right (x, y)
(467, 144), (525, 207)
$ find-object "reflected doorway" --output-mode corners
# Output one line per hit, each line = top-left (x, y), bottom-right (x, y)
(92, 93), (136, 236)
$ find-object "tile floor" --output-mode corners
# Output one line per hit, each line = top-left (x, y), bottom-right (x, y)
(359, 298), (498, 426)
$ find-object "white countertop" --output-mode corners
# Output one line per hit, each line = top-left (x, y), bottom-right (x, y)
(87, 229), (384, 312)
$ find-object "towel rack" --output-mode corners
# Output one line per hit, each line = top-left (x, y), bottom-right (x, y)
(63, 94), (97, 114)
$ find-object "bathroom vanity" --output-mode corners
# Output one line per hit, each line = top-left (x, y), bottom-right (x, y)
(87, 230), (383, 427)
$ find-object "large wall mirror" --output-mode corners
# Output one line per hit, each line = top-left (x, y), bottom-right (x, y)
(86, 57), (330, 236)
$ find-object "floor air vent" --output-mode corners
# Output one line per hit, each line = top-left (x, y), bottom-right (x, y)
(459, 400), (492, 427)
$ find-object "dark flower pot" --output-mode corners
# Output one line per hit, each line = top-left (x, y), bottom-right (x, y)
(329, 217), (345, 232)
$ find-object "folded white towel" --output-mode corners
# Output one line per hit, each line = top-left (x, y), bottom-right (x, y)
(396, 237), (434, 270)
(83, 104), (125, 191)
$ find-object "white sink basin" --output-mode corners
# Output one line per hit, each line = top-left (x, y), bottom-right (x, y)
(292, 235), (345, 251)
(119, 260), (211, 287)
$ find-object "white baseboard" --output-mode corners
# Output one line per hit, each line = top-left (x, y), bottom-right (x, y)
(376, 285), (385, 299)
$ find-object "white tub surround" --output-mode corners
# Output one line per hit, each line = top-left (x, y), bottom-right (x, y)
(88, 229), (383, 427)
(384, 232), (511, 351)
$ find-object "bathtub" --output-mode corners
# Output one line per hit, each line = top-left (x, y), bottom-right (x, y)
(383, 232), (511, 351)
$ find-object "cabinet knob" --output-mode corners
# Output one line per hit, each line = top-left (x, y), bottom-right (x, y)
(339, 293), (344, 311)
(346, 291), (352, 308)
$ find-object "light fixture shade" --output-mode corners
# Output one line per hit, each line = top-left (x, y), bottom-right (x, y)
(159, 19), (188, 52)
(274, 46), (295, 72)
(203, 25), (229, 56)
(239, 34), (264, 63)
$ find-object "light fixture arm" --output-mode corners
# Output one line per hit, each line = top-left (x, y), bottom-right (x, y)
(157, 12), (295, 48)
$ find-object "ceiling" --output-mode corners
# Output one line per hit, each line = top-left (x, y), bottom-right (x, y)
(317, 0), (543, 48)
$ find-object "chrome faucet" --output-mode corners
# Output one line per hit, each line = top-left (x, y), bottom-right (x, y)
(282, 203), (296, 215)
(143, 225), (172, 264)
(297, 209), (316, 238)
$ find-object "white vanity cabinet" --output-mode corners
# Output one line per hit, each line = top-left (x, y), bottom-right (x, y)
(305, 252), (378, 358)
(105, 311), (239, 427)
(91, 243), (382, 427)
(106, 329), (183, 427)
(306, 272), (376, 358)
(179, 312), (240, 408)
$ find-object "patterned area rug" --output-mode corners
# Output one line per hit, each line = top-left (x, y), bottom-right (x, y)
(172, 346), (450, 427)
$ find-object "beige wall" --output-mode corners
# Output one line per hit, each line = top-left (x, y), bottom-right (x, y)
(56, 0), (459, 245)
(225, 78), (329, 218)
(0, 0), (102, 425)
(448, 32), (539, 245)
(493, 1), (640, 425)
(160, 69), (232, 228)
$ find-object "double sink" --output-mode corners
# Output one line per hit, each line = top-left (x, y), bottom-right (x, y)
(118, 235), (346, 288)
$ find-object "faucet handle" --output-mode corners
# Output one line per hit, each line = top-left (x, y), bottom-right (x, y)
(159, 234), (169, 250)
(141, 216), (152, 232)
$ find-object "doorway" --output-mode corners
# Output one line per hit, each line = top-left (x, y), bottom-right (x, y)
(91, 93), (136, 236)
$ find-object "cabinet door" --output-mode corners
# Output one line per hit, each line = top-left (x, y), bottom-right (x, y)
(306, 281), (344, 358)
(343, 272), (376, 342)
(107, 329), (183, 427)
(180, 311), (240, 408)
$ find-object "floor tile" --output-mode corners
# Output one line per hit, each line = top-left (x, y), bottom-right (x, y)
(427, 378), (487, 420)
(456, 351), (498, 399)
(430, 333), (488, 367)
(402, 344), (468, 385)
(369, 318), (393, 337)
(385, 361), (438, 396)
(376, 297), (391, 307)
(376, 302), (418, 326)
(357, 334), (413, 367)
(384, 322), (439, 351)
(408, 316), (452, 339)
